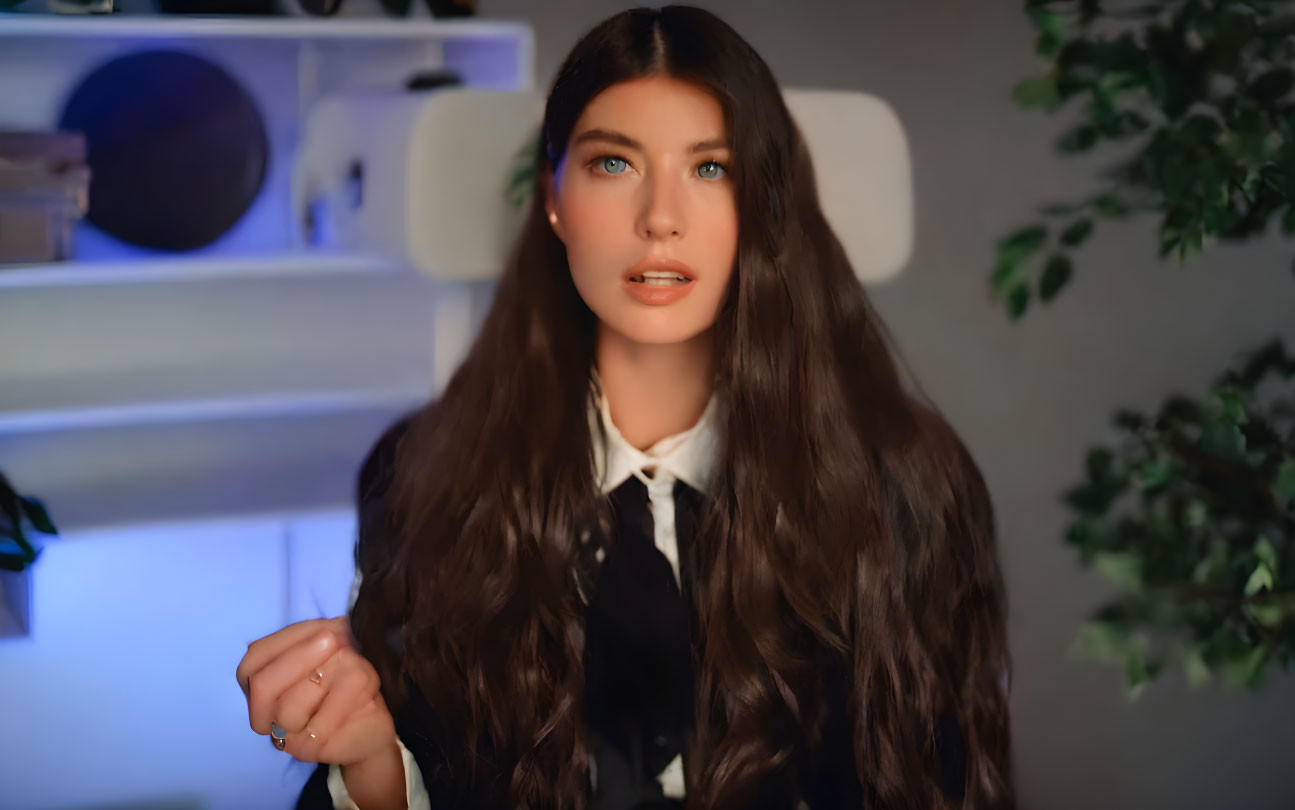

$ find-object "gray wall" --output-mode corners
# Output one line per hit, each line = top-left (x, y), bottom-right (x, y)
(478, 1), (1295, 807)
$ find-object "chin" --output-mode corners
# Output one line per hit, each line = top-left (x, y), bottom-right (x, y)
(604, 311), (712, 347)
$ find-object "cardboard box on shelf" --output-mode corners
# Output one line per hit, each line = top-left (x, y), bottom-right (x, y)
(0, 132), (90, 265)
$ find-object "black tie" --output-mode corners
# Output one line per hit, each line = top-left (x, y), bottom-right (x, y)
(583, 475), (697, 809)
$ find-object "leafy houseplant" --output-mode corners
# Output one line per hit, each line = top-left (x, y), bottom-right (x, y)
(998, 0), (1295, 695)
(0, 473), (57, 575)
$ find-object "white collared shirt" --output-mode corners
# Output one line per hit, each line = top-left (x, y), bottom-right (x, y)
(329, 377), (720, 809)
(588, 370), (720, 587)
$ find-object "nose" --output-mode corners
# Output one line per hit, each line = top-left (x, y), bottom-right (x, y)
(637, 171), (685, 241)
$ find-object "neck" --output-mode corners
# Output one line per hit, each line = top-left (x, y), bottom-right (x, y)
(595, 324), (716, 451)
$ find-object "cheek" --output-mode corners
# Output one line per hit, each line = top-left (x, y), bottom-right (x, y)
(558, 184), (627, 276)
(563, 181), (621, 231)
(699, 194), (739, 285)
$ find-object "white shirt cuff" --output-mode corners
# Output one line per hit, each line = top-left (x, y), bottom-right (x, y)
(325, 737), (429, 810)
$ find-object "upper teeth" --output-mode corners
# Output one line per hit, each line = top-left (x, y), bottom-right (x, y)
(639, 271), (688, 281)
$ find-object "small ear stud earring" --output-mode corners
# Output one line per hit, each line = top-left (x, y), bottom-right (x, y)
(548, 212), (558, 225)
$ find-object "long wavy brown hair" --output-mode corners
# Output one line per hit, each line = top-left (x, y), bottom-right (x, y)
(350, 6), (1012, 809)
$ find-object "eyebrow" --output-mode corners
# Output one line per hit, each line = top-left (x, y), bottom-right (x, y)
(571, 128), (730, 154)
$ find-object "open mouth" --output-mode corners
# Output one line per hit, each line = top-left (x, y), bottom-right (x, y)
(628, 271), (693, 287)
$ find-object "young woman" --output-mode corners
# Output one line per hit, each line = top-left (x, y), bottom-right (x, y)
(236, 6), (1014, 809)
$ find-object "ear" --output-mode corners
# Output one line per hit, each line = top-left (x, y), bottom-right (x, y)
(543, 167), (565, 243)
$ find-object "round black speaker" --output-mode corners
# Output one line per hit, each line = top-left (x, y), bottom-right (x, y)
(59, 50), (269, 252)
(296, 0), (344, 15)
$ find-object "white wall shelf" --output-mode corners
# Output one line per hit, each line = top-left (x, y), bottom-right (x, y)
(0, 14), (524, 531)
(0, 387), (428, 435)
(0, 251), (405, 288)
(1, 401), (421, 532)
(0, 13), (533, 43)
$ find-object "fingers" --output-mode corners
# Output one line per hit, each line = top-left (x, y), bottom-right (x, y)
(309, 697), (391, 766)
(246, 630), (337, 735)
(299, 658), (381, 746)
(273, 644), (373, 732)
(272, 668), (331, 735)
(237, 617), (346, 697)
(279, 688), (390, 766)
(237, 617), (387, 766)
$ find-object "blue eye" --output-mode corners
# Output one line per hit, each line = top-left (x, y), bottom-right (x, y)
(698, 160), (727, 180)
(596, 156), (628, 175)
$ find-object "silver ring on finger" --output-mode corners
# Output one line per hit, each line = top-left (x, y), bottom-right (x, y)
(270, 722), (287, 751)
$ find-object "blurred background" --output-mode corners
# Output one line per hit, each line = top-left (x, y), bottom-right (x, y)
(1, 1), (1293, 809)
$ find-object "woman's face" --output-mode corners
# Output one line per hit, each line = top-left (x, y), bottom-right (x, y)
(546, 76), (738, 346)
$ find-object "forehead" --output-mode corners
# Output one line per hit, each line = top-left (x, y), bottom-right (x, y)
(572, 76), (728, 147)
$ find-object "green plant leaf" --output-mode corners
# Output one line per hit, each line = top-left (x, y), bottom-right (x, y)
(18, 497), (56, 536)
(1070, 618), (1129, 663)
(1029, 6), (1067, 57)
(1122, 637), (1160, 700)
(1244, 562), (1274, 597)
(1094, 192), (1129, 218)
(1183, 648), (1213, 688)
(1112, 409), (1144, 431)
(1254, 536), (1278, 572)
(1199, 421), (1247, 457)
(1065, 446), (1130, 515)
(1182, 499), (1207, 528)
(1028, 6), (1065, 36)
(0, 531), (37, 562)
(1222, 646), (1268, 690)
(997, 224), (1049, 257)
(1243, 602), (1288, 629)
(991, 258), (1021, 298)
(1037, 29), (1065, 58)
(1245, 68), (1294, 104)
(993, 226), (1048, 301)
(0, 555), (33, 573)
(1192, 539), (1228, 584)
(1210, 388), (1248, 423)
(1014, 74), (1062, 112)
(1007, 282), (1031, 320)
(1094, 551), (1143, 591)
(1060, 218), (1095, 247)
(1281, 205), (1295, 237)
(1039, 253), (1074, 301)
(1136, 455), (1174, 489)
(1086, 447), (1114, 479)
(1273, 458), (1295, 506)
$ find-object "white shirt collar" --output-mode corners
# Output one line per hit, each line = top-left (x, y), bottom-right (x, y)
(588, 370), (720, 496)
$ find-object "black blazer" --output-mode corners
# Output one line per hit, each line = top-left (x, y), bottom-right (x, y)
(296, 415), (966, 809)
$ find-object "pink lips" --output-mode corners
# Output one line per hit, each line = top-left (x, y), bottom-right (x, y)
(621, 256), (697, 306)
